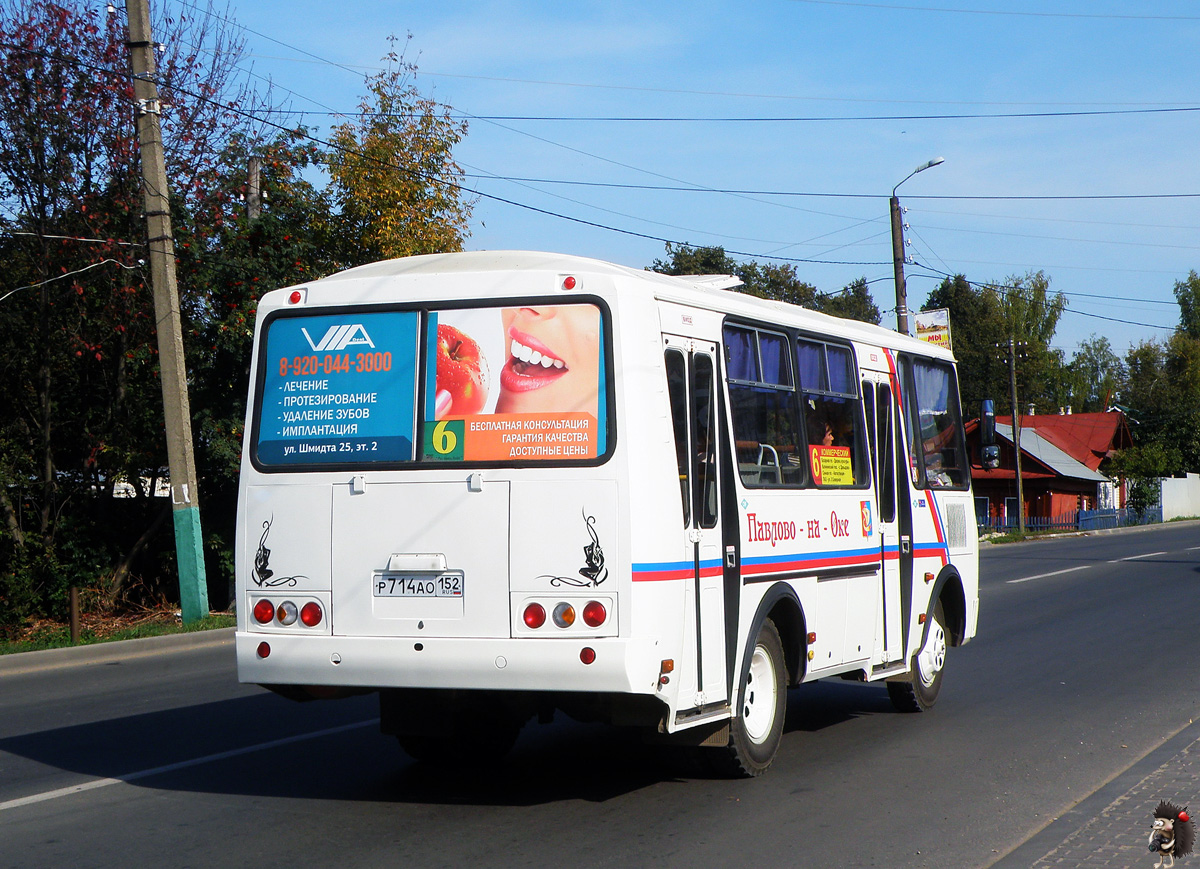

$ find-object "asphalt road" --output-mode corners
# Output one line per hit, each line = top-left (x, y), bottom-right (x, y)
(2, 522), (1198, 868)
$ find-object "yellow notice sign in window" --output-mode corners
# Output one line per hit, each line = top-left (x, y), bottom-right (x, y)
(809, 445), (853, 486)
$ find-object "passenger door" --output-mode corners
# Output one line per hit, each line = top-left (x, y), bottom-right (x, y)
(872, 379), (909, 665)
(664, 336), (729, 708)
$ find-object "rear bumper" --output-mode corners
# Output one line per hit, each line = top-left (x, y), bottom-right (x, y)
(236, 631), (663, 695)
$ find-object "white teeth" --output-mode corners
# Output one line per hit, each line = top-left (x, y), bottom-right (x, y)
(510, 338), (564, 369)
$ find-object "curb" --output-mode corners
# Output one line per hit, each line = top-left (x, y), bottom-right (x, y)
(0, 626), (236, 677)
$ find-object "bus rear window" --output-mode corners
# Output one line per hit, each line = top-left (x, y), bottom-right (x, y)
(253, 302), (610, 468)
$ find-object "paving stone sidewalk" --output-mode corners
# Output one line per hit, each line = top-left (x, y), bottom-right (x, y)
(994, 720), (1200, 868)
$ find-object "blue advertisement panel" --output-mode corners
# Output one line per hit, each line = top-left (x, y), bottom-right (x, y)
(256, 311), (419, 465)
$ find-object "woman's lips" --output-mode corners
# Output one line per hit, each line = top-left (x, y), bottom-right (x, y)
(500, 329), (568, 393)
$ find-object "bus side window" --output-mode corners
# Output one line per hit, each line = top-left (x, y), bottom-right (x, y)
(908, 358), (969, 489)
(724, 325), (803, 488)
(796, 340), (868, 488)
(665, 349), (691, 525)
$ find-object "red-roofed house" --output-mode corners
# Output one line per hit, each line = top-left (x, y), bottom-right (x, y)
(964, 410), (1133, 529)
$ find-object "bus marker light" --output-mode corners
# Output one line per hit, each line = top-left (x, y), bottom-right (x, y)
(276, 601), (298, 625)
(660, 659), (674, 673)
(257, 642), (271, 658)
(523, 603), (546, 629)
(562, 275), (576, 290)
(918, 612), (927, 625)
(924, 572), (935, 584)
(300, 602), (323, 627)
(253, 599), (275, 624)
(288, 290), (303, 304)
(806, 632), (817, 644)
(582, 600), (606, 627)
(552, 603), (576, 628)
(580, 647), (596, 665)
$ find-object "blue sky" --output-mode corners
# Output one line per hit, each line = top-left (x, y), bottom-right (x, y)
(201, 0), (1200, 357)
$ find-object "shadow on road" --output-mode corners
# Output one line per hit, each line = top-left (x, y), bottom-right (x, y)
(3, 675), (901, 807)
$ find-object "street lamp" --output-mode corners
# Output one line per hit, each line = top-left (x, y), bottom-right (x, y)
(890, 157), (944, 335)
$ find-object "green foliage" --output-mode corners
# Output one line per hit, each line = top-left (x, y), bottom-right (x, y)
(326, 37), (473, 262)
(0, 6), (473, 631)
(1118, 334), (1200, 474)
(920, 271), (1069, 417)
(649, 244), (879, 324)
(1174, 270), (1200, 340)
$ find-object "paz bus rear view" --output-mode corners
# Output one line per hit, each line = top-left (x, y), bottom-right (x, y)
(235, 250), (979, 776)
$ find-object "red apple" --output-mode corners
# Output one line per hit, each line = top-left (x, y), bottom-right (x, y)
(436, 323), (489, 415)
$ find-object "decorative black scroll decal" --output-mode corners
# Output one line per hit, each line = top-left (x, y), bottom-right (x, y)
(252, 517), (306, 588)
(541, 510), (609, 588)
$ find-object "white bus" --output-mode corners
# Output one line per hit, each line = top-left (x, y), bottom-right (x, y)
(236, 251), (979, 775)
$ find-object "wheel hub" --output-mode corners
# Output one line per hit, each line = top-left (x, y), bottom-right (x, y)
(916, 619), (946, 688)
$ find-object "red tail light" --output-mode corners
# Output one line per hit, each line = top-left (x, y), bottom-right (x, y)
(582, 600), (606, 627)
(300, 602), (323, 627)
(523, 602), (546, 629)
(252, 599), (275, 624)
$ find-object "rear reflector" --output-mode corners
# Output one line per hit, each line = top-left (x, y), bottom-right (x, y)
(257, 642), (271, 658)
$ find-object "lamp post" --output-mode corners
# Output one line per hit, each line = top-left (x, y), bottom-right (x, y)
(890, 157), (944, 336)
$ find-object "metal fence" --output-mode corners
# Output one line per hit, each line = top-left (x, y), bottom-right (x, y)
(978, 507), (1162, 534)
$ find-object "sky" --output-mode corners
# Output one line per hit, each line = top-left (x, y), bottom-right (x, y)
(184, 0), (1200, 358)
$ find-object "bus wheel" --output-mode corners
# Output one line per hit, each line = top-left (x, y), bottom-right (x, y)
(713, 618), (786, 777)
(888, 600), (946, 713)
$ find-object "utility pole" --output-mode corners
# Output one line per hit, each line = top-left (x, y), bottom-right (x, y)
(125, 0), (209, 622)
(889, 194), (910, 336)
(1007, 337), (1026, 534)
(890, 157), (944, 337)
(247, 155), (262, 220)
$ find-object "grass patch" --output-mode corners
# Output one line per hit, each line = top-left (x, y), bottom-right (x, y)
(0, 612), (235, 656)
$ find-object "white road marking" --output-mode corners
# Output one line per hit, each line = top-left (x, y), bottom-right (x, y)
(1108, 551), (1167, 563)
(0, 719), (375, 813)
(1007, 565), (1091, 584)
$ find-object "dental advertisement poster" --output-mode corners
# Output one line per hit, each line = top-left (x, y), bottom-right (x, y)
(257, 310), (419, 465)
(424, 305), (606, 461)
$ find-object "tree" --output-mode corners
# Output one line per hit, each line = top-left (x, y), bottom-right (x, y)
(326, 38), (473, 265)
(0, 0), (275, 625)
(1174, 270), (1200, 340)
(649, 244), (879, 324)
(818, 277), (880, 325)
(921, 274), (1005, 411)
(1059, 335), (1126, 413)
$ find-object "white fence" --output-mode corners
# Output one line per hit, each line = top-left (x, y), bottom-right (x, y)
(1160, 473), (1200, 521)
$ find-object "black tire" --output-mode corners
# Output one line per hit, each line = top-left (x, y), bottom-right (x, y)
(712, 618), (787, 777)
(887, 600), (946, 713)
